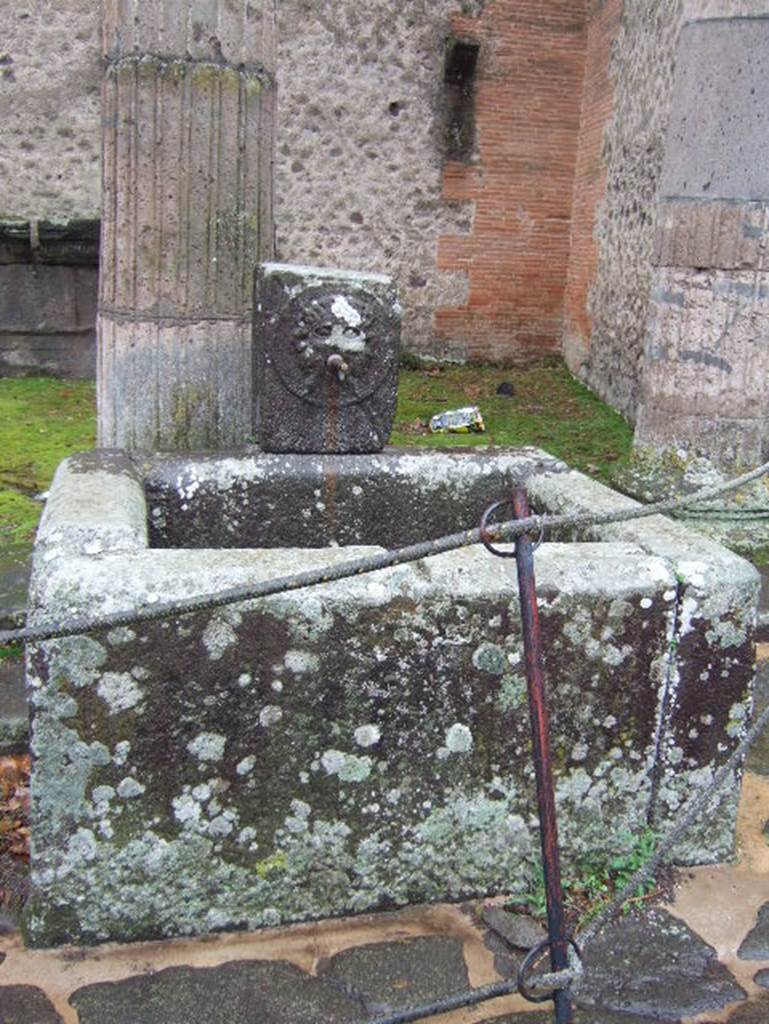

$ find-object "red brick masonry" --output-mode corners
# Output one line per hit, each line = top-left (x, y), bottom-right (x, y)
(436, 0), (621, 366)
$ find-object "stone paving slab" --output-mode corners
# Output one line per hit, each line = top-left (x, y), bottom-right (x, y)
(738, 902), (769, 960)
(478, 1014), (552, 1023)
(0, 902), (762, 1024)
(708, 994), (769, 1024)
(70, 960), (361, 1024)
(575, 908), (745, 1020)
(481, 1012), (673, 1023)
(0, 984), (63, 1023)
(479, 906), (545, 981)
(319, 936), (468, 1016)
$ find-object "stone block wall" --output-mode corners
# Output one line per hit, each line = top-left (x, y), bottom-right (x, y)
(0, 222), (99, 379)
(633, 14), (769, 464)
(566, 0), (769, 434)
(566, 1), (683, 422)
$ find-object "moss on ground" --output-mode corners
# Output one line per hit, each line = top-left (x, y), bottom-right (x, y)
(748, 544), (769, 568)
(0, 363), (632, 543)
(0, 378), (96, 545)
(392, 361), (633, 482)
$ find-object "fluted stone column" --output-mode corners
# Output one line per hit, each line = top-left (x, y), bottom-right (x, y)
(98, 1), (275, 449)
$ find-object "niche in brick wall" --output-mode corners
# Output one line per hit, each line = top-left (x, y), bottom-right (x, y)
(444, 37), (480, 162)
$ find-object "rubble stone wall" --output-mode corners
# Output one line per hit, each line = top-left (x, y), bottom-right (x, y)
(570, 1), (683, 421)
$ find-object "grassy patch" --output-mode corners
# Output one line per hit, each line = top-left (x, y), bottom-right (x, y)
(748, 544), (769, 568)
(391, 361), (633, 481)
(0, 378), (96, 546)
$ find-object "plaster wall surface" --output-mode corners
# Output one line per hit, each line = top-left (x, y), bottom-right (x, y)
(0, 2), (101, 222)
(274, 0), (480, 360)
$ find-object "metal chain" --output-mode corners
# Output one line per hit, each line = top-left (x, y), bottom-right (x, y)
(3, 457), (769, 647)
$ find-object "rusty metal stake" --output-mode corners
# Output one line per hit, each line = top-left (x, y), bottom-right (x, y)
(510, 486), (573, 1024)
(478, 486), (574, 1021)
(481, 487), (573, 1024)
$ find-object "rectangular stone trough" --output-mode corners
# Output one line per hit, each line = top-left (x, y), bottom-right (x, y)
(24, 447), (759, 946)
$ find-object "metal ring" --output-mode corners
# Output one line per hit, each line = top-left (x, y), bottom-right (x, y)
(479, 499), (544, 559)
(516, 937), (583, 1004)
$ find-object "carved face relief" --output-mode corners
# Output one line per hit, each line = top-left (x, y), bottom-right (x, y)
(271, 287), (395, 408)
(256, 262), (401, 453)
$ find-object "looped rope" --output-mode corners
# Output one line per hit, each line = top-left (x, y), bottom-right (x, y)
(516, 937), (583, 1002)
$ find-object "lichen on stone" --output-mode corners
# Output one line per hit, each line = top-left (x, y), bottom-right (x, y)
(445, 723), (473, 753)
(187, 733), (227, 763)
(97, 672), (144, 713)
(320, 749), (373, 783)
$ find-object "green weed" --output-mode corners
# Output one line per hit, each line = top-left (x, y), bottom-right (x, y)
(506, 829), (660, 928)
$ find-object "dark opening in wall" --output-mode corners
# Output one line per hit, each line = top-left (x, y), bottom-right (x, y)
(444, 38), (480, 161)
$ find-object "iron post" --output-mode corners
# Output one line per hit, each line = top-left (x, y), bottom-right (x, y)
(511, 485), (573, 1024)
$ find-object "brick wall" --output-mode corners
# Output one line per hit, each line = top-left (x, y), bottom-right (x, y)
(563, 0), (622, 377)
(435, 0), (588, 363)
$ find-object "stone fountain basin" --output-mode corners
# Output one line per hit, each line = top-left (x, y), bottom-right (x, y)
(24, 447), (758, 946)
